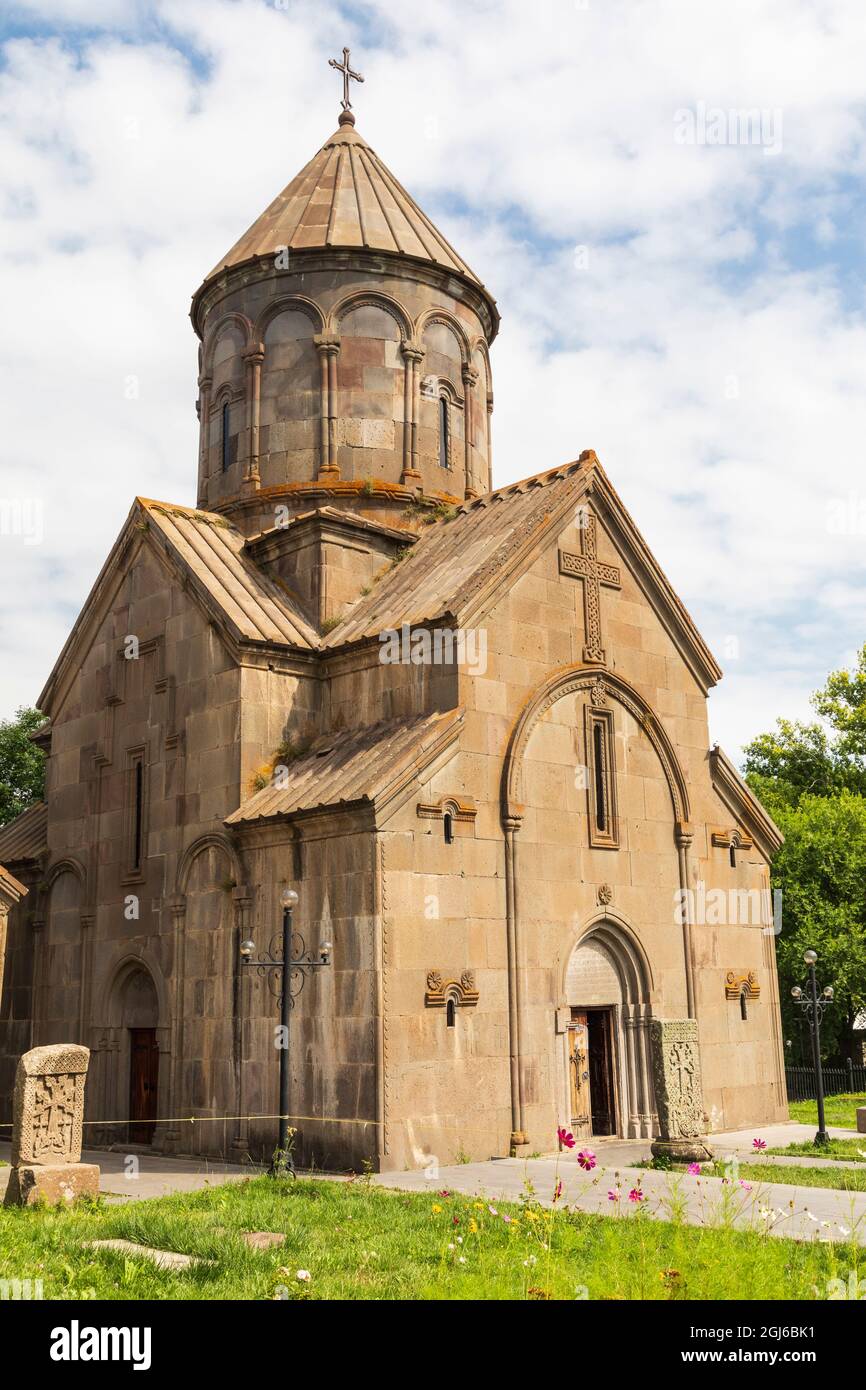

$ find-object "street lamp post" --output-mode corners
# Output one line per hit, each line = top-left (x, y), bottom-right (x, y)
(791, 948), (834, 1147)
(240, 887), (332, 1175)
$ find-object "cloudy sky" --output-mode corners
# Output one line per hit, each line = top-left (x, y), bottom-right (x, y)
(1, 0), (864, 757)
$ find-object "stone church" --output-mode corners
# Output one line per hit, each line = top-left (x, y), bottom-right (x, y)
(0, 74), (788, 1170)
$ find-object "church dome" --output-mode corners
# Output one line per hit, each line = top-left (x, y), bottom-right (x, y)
(190, 104), (498, 535)
(199, 112), (493, 309)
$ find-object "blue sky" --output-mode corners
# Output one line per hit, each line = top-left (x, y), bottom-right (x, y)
(1, 0), (865, 757)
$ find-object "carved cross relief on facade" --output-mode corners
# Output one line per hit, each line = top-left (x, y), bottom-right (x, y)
(558, 511), (621, 664)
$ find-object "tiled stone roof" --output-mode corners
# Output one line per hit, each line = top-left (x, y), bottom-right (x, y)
(226, 709), (461, 825)
(0, 801), (47, 865)
(140, 499), (318, 650)
(322, 459), (594, 648)
(202, 113), (489, 294)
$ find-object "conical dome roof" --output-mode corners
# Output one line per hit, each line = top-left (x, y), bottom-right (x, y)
(199, 112), (494, 313)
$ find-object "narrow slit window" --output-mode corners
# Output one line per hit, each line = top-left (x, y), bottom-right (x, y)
(443, 811), (454, 844)
(127, 750), (146, 874)
(593, 722), (606, 833)
(221, 399), (231, 472)
(586, 707), (618, 849)
(729, 843), (737, 868)
(439, 395), (450, 469)
(446, 997), (456, 1028)
(740, 990), (748, 1021)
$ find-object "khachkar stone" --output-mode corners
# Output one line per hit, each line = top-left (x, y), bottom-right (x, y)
(649, 1019), (714, 1163)
(4, 1044), (100, 1206)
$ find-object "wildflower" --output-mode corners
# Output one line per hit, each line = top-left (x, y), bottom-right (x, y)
(687, 1162), (701, 1175)
(488, 1205), (498, 1216)
(576, 1149), (596, 1171)
(838, 1225), (851, 1236)
(456, 1236), (463, 1244)
(628, 1187), (645, 1203)
(474, 1202), (485, 1210)
(557, 1126), (576, 1149)
(523, 1255), (537, 1267)
(452, 1215), (460, 1226)
(469, 1219), (478, 1234)
(447, 1243), (456, 1252)
(740, 1181), (753, 1192)
(607, 1189), (620, 1202)
(752, 1138), (767, 1151)
(438, 1189), (451, 1197)
(296, 1270), (311, 1283)
(431, 1204), (442, 1214)
(553, 1179), (563, 1202)
(501, 1213), (512, 1224)
(458, 1256), (467, 1265)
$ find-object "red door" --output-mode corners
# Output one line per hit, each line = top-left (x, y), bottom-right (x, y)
(129, 1028), (159, 1144)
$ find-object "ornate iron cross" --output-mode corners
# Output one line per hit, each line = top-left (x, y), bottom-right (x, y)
(559, 511), (621, 664)
(328, 46), (364, 111)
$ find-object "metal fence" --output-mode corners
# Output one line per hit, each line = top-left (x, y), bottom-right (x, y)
(785, 1061), (866, 1102)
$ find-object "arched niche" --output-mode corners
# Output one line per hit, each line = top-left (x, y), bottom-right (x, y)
(39, 863), (84, 1046)
(334, 301), (404, 478)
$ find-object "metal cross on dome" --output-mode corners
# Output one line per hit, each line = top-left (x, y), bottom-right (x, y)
(328, 46), (364, 111)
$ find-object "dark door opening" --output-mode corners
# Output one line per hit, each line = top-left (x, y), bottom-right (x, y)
(129, 1027), (159, 1144)
(587, 1008), (616, 1136)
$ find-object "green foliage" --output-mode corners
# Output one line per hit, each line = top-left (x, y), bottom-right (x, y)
(743, 647), (866, 1060)
(0, 706), (46, 826)
(788, 1094), (866, 1130)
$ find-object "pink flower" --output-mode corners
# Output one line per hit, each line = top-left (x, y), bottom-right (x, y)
(553, 1179), (563, 1202)
(487, 1205), (498, 1216)
(557, 1126), (576, 1150)
(607, 1189), (620, 1202)
(501, 1213), (512, 1224)
(628, 1187), (645, 1203)
(752, 1138), (767, 1150)
(687, 1162), (701, 1175)
(576, 1149), (596, 1171)
(740, 1181), (753, 1191)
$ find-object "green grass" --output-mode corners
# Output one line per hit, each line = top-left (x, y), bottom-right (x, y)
(789, 1092), (865, 1129)
(736, 1161), (866, 1193)
(0, 1175), (862, 1301)
(768, 1137), (866, 1162)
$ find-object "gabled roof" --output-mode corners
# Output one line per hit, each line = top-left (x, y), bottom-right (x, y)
(38, 498), (318, 716)
(0, 801), (47, 865)
(141, 500), (317, 648)
(226, 709), (461, 826)
(709, 745), (784, 859)
(321, 451), (723, 692)
(198, 112), (497, 327)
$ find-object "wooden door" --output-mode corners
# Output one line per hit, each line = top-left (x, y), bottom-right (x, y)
(129, 1028), (159, 1144)
(588, 1009), (616, 1135)
(568, 1010), (592, 1138)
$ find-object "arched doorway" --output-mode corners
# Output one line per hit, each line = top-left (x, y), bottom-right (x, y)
(564, 922), (655, 1139)
(120, 969), (160, 1144)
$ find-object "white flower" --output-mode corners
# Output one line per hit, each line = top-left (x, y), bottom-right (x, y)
(523, 1255), (537, 1267)
(838, 1225), (851, 1236)
(447, 1243), (456, 1251)
(458, 1256), (467, 1265)
(296, 1270), (311, 1282)
(456, 1236), (463, 1244)
(806, 1211), (818, 1222)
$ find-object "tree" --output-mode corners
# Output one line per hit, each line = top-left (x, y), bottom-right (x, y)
(743, 645), (866, 1062)
(0, 707), (47, 827)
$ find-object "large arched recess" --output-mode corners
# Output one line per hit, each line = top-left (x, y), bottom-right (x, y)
(497, 664), (695, 1148)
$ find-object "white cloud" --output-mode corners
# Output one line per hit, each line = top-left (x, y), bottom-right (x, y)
(1, 0), (865, 758)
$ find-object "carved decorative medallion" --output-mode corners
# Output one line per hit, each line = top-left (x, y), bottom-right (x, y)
(597, 883), (613, 906)
(725, 970), (760, 1000)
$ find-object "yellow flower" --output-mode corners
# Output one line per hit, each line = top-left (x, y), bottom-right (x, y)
(431, 1204), (442, 1214)
(474, 1202), (484, 1210)
(525, 1211), (538, 1222)
(469, 1219), (478, 1234)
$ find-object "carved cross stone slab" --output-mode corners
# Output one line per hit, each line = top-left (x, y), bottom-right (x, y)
(10, 1044), (90, 1165)
(559, 511), (621, 664)
(649, 1019), (714, 1162)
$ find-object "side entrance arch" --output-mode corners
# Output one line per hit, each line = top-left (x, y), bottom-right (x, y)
(564, 920), (656, 1140)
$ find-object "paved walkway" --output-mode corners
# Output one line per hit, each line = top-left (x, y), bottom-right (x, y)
(2, 1124), (864, 1243)
(374, 1125), (866, 1246)
(0, 1142), (263, 1201)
